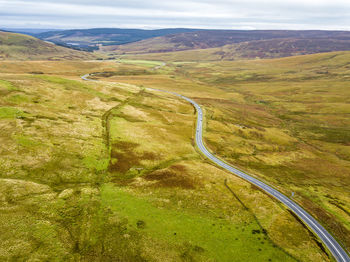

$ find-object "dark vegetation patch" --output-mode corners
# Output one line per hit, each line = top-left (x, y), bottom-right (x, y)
(301, 197), (350, 249)
(291, 157), (349, 185)
(109, 141), (139, 173)
(136, 220), (146, 229)
(34, 114), (58, 121)
(303, 126), (350, 144)
(212, 74), (272, 84)
(102, 106), (118, 150)
(91, 69), (154, 78)
(144, 164), (196, 189)
(196, 97), (239, 107)
(241, 161), (313, 186)
(328, 200), (350, 217)
(109, 140), (158, 174)
(180, 242), (206, 262)
(169, 164), (187, 172)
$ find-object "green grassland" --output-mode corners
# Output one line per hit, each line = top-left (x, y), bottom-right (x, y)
(96, 51), (350, 253)
(0, 60), (331, 261)
(117, 59), (165, 67)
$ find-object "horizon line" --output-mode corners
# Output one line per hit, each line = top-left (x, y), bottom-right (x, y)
(2, 27), (350, 32)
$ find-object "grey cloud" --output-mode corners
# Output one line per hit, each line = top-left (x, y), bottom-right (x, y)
(0, 0), (349, 30)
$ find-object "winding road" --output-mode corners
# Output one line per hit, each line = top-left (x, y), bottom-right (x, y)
(82, 74), (350, 262)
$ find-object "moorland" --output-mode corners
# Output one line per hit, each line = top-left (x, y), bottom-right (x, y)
(0, 29), (349, 261)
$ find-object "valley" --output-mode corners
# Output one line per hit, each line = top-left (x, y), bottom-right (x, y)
(0, 27), (349, 261)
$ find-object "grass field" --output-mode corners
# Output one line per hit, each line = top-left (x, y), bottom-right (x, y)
(0, 59), (333, 261)
(117, 59), (165, 67)
(89, 51), (350, 254)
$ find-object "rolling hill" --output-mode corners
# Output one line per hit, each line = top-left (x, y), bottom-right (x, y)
(33, 28), (199, 51)
(223, 37), (350, 59)
(104, 30), (350, 60)
(0, 31), (96, 60)
(122, 37), (350, 61)
(96, 51), (350, 254)
(22, 28), (350, 60)
(0, 55), (339, 261)
(2, 28), (62, 34)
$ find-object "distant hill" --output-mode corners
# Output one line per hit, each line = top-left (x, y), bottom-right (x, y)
(121, 37), (350, 62)
(16, 28), (350, 59)
(220, 38), (350, 59)
(34, 28), (199, 51)
(2, 28), (62, 34)
(104, 30), (350, 60)
(0, 31), (96, 60)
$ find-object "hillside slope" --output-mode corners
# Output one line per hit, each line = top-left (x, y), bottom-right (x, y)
(120, 37), (350, 61)
(34, 28), (198, 50)
(105, 30), (350, 59)
(221, 38), (350, 59)
(0, 31), (96, 60)
(98, 51), (350, 252)
(0, 58), (331, 261)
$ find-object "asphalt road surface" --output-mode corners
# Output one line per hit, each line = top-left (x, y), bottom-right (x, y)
(81, 74), (350, 262)
(81, 74), (97, 81)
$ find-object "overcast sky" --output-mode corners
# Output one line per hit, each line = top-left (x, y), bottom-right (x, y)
(1, 0), (350, 30)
